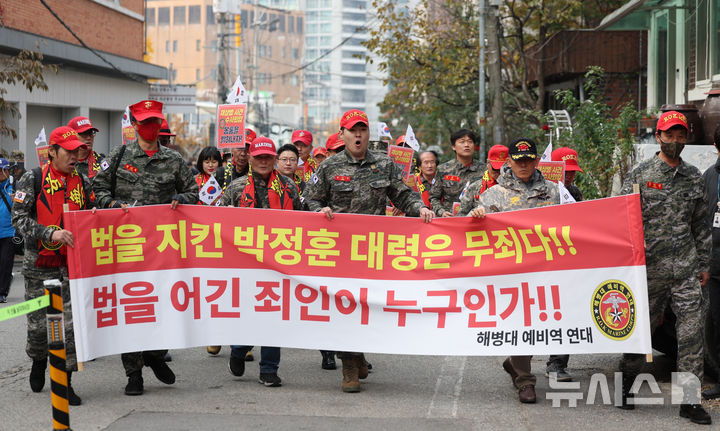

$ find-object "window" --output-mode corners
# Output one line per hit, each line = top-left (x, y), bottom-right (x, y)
(346, 37), (365, 46)
(196, 39), (201, 51)
(158, 7), (170, 25)
(697, 1), (709, 81)
(292, 48), (299, 59)
(173, 40), (178, 52)
(146, 8), (156, 26)
(342, 63), (365, 72)
(343, 12), (366, 22)
(342, 76), (366, 85)
(282, 47), (286, 58)
(211, 68), (217, 80)
(342, 89), (365, 102)
(343, 0), (366, 8)
(259, 45), (266, 57)
(206, 5), (215, 25)
(258, 73), (266, 85)
(291, 75), (298, 86)
(278, 15), (285, 32)
(268, 46), (272, 58)
(241, 10), (248, 28)
(172, 69), (178, 81)
(654, 12), (669, 104)
(196, 69), (200, 80)
(343, 50), (365, 59)
(189, 5), (201, 24)
(288, 16), (295, 33)
(282, 75), (286, 85)
(165, 40), (170, 52)
(296, 17), (303, 33)
(174, 6), (186, 25)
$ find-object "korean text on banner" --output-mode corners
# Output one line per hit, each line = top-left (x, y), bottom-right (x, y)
(538, 161), (565, 184)
(65, 195), (650, 362)
(217, 104), (246, 149)
(387, 145), (415, 186)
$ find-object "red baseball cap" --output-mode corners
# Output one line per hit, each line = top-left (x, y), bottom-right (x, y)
(159, 119), (176, 137)
(49, 126), (88, 151)
(244, 128), (257, 142)
(312, 147), (327, 158)
(395, 135), (406, 146)
(67, 116), (99, 134)
(340, 109), (369, 130)
(551, 147), (583, 172)
(657, 110), (689, 132)
(249, 137), (276, 156)
(325, 133), (345, 150)
(487, 144), (509, 170)
(129, 100), (164, 122)
(291, 130), (313, 146)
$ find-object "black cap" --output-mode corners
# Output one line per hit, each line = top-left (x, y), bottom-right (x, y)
(508, 138), (537, 160)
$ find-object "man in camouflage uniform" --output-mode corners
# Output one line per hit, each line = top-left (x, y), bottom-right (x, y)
(93, 100), (198, 396)
(617, 111), (712, 425)
(68, 116), (105, 180)
(304, 109), (433, 393)
(456, 144), (509, 216)
(467, 138), (560, 403)
(13, 126), (95, 406)
(217, 129), (254, 188)
(429, 129), (484, 217)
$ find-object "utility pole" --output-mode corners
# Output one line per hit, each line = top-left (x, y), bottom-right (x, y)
(216, 12), (228, 105)
(487, 1), (505, 146)
(253, 0), (261, 134)
(478, 0), (486, 159)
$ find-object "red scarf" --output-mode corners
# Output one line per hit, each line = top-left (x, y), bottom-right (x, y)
(414, 173), (431, 207)
(36, 163), (85, 267)
(195, 173), (210, 205)
(239, 168), (293, 209)
(87, 151), (101, 178)
(296, 156), (317, 183)
(479, 170), (497, 194)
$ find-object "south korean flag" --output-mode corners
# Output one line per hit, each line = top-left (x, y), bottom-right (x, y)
(199, 175), (223, 206)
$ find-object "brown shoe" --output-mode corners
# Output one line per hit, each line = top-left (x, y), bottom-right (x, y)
(358, 354), (369, 380)
(206, 346), (221, 355)
(518, 385), (536, 403)
(341, 357), (360, 393)
(502, 358), (519, 388)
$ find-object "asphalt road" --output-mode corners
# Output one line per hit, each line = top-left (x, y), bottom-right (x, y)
(1, 262), (717, 430)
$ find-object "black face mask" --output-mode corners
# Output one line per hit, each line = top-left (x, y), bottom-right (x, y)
(659, 136), (685, 159)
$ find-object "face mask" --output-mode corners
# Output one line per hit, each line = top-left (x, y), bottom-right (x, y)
(136, 121), (161, 142)
(659, 137), (685, 159)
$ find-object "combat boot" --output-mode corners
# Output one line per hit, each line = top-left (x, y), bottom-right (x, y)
(67, 371), (82, 406)
(679, 404), (712, 425)
(341, 357), (360, 393)
(143, 352), (176, 384)
(29, 358), (47, 392)
(358, 353), (369, 380)
(617, 372), (635, 410)
(124, 370), (143, 396)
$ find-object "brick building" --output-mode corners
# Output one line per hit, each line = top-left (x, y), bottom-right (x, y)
(526, 30), (647, 116)
(0, 0), (165, 166)
(145, 0), (305, 134)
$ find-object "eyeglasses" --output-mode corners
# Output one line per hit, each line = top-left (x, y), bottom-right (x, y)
(278, 157), (298, 164)
(79, 131), (97, 137)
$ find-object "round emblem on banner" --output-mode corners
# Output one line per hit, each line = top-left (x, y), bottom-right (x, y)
(591, 280), (636, 341)
(41, 225), (63, 251)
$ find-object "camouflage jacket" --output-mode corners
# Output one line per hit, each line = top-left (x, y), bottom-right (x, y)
(219, 172), (302, 210)
(75, 150), (105, 179)
(429, 158), (484, 216)
(621, 154), (710, 279)
(11, 168), (93, 278)
(304, 149), (426, 216)
(464, 166), (560, 215)
(93, 141), (198, 208)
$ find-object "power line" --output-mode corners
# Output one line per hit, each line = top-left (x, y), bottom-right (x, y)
(39, 0), (148, 83)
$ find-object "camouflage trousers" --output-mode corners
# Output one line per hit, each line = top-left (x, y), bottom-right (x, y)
(25, 268), (77, 371)
(121, 350), (168, 376)
(620, 277), (703, 379)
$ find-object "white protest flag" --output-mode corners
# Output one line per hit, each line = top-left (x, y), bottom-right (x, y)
(540, 143), (552, 162)
(378, 122), (392, 139)
(198, 175), (223, 205)
(558, 181), (576, 204)
(122, 106), (132, 128)
(404, 124), (420, 151)
(34, 127), (46, 146)
(227, 77), (249, 104)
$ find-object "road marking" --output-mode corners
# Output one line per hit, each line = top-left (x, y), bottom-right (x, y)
(426, 356), (467, 418)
